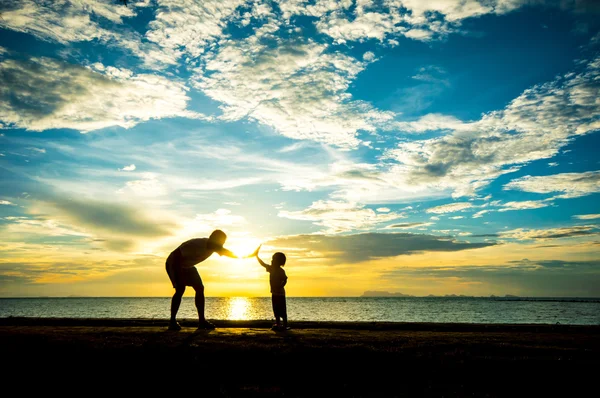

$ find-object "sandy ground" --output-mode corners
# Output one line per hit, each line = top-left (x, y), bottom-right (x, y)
(1, 318), (598, 397)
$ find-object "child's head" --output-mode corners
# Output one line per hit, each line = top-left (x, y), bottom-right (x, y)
(272, 252), (286, 267)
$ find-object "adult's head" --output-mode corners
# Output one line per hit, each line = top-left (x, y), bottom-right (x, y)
(208, 229), (227, 247)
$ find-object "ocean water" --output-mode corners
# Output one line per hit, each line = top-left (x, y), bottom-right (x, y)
(1, 297), (599, 325)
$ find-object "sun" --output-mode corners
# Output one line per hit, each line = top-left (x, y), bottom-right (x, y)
(227, 237), (263, 259)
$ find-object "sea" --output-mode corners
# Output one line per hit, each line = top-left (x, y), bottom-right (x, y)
(1, 296), (599, 325)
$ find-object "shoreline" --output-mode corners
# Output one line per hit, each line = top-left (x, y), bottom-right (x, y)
(3, 317), (598, 396)
(1, 316), (599, 330)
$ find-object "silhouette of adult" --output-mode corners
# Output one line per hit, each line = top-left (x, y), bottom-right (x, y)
(165, 230), (237, 330)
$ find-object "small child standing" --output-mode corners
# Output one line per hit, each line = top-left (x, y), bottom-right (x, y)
(254, 246), (289, 330)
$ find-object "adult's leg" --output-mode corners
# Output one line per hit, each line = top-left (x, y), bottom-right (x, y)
(170, 286), (186, 323)
(192, 283), (215, 329)
(192, 283), (206, 321)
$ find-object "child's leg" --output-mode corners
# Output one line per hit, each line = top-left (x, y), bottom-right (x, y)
(271, 295), (281, 326)
(281, 297), (288, 328)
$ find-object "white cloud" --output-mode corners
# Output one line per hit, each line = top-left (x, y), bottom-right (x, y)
(292, 0), (530, 45)
(573, 214), (600, 220)
(119, 164), (136, 171)
(376, 207), (391, 213)
(0, 0), (135, 44)
(194, 37), (394, 148)
(500, 226), (599, 241)
(384, 56), (600, 197)
(146, 0), (246, 60)
(178, 209), (247, 237)
(3, 217), (92, 238)
(449, 216), (464, 219)
(195, 208), (246, 226)
(385, 222), (434, 229)
(363, 51), (376, 62)
(0, 200), (15, 205)
(316, 10), (397, 44)
(117, 173), (167, 197)
(426, 202), (473, 214)
(0, 57), (203, 132)
(498, 200), (552, 211)
(503, 171), (600, 199)
(472, 210), (489, 218)
(393, 113), (471, 133)
(0, 1), (171, 67)
(278, 200), (405, 233)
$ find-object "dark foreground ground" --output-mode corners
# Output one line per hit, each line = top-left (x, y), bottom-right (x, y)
(1, 318), (598, 397)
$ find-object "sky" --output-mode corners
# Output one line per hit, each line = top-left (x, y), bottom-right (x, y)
(0, 0), (599, 298)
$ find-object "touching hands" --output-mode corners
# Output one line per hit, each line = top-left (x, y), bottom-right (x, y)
(244, 244), (262, 258)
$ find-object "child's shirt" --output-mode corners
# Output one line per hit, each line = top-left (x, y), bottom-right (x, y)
(266, 265), (287, 296)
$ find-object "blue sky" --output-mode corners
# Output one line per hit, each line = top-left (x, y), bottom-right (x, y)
(0, 0), (599, 297)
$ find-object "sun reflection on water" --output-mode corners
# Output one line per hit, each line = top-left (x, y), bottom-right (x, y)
(226, 297), (251, 320)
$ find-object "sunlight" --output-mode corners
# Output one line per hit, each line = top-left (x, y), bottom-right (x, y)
(226, 297), (250, 320)
(227, 237), (263, 259)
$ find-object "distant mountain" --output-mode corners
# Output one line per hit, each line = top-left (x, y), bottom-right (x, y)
(361, 291), (413, 297)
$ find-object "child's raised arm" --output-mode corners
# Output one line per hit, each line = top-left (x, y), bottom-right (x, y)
(252, 245), (270, 269)
(256, 256), (269, 269)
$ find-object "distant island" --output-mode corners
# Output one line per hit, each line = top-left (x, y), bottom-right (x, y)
(361, 291), (414, 297)
(362, 292), (523, 298)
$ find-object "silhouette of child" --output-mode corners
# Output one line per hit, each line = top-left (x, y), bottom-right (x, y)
(253, 246), (289, 330)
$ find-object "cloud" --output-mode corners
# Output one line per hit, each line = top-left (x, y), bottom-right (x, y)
(500, 226), (599, 241)
(117, 173), (167, 197)
(426, 202), (473, 214)
(472, 210), (489, 218)
(286, 0), (598, 46)
(3, 217), (91, 238)
(175, 209), (247, 238)
(0, 1), (172, 67)
(119, 164), (136, 171)
(193, 209), (246, 227)
(194, 35), (394, 148)
(0, 200), (15, 205)
(0, 57), (202, 132)
(266, 232), (497, 264)
(0, 0), (135, 44)
(574, 214), (600, 220)
(278, 201), (405, 233)
(394, 113), (469, 133)
(503, 171), (600, 199)
(146, 0), (246, 60)
(498, 200), (552, 211)
(385, 222), (433, 229)
(384, 56), (600, 197)
(379, 259), (600, 297)
(33, 196), (176, 238)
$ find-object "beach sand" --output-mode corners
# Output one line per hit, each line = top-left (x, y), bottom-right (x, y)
(1, 317), (598, 397)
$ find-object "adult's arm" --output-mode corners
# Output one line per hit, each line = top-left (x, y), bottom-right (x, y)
(216, 247), (238, 258)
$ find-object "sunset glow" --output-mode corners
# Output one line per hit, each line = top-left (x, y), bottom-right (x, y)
(0, 1), (599, 298)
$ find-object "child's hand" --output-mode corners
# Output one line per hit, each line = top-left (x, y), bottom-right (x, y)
(245, 244), (262, 258)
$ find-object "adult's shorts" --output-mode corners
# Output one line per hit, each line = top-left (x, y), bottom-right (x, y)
(165, 248), (203, 289)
